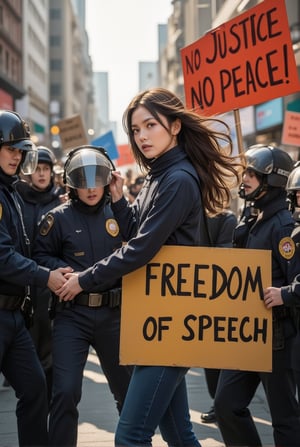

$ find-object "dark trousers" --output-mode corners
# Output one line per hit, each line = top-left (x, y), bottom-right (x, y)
(0, 309), (48, 446)
(29, 291), (53, 405)
(48, 304), (133, 447)
(204, 368), (220, 400)
(291, 332), (300, 402)
(215, 343), (300, 446)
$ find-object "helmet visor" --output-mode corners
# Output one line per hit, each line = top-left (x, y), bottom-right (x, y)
(65, 149), (112, 189)
(21, 148), (38, 175)
(245, 147), (273, 175)
(286, 168), (300, 191)
(9, 139), (34, 151)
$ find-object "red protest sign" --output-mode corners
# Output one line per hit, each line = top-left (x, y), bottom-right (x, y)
(181, 0), (300, 116)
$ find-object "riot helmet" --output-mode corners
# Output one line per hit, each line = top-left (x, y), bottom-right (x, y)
(239, 144), (293, 200)
(0, 110), (37, 174)
(64, 145), (114, 189)
(37, 146), (56, 168)
(286, 165), (300, 211)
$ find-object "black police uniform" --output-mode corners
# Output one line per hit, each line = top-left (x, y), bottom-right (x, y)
(16, 178), (62, 403)
(214, 189), (300, 446)
(281, 209), (300, 400)
(33, 193), (133, 447)
(0, 169), (49, 446)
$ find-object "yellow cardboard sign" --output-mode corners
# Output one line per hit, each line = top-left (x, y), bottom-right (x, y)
(120, 246), (272, 372)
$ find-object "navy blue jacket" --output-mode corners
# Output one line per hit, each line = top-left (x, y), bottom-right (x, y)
(207, 210), (237, 247)
(234, 189), (296, 347)
(33, 194), (123, 293)
(16, 179), (63, 308)
(78, 146), (202, 291)
(16, 179), (62, 244)
(0, 170), (49, 297)
(281, 216), (300, 308)
(233, 190), (294, 288)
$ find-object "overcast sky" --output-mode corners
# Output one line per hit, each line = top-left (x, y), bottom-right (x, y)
(85, 0), (173, 143)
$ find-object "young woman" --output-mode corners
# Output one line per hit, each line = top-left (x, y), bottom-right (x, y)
(56, 88), (242, 446)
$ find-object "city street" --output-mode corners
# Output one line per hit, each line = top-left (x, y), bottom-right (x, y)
(0, 349), (274, 447)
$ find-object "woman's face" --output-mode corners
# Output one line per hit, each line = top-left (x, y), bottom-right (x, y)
(0, 145), (23, 175)
(131, 105), (181, 159)
(76, 187), (104, 206)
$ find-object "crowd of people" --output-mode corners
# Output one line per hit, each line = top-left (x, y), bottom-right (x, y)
(1, 86), (300, 447)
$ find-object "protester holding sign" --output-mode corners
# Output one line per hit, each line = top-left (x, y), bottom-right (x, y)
(214, 144), (300, 446)
(55, 87), (242, 446)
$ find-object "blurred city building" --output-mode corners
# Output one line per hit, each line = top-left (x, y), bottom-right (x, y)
(16, 0), (49, 146)
(0, 0), (299, 169)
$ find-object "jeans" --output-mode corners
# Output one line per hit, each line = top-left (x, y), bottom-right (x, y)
(115, 365), (201, 446)
(0, 309), (48, 446)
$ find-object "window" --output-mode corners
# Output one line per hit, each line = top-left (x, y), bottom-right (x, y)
(50, 35), (61, 46)
(50, 59), (62, 70)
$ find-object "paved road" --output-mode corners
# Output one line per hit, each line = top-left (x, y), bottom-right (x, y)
(0, 349), (274, 446)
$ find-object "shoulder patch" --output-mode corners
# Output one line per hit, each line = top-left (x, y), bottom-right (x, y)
(105, 218), (119, 237)
(278, 237), (295, 260)
(39, 214), (55, 236)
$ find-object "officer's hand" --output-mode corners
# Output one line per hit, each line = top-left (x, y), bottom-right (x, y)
(47, 267), (73, 292)
(59, 193), (69, 203)
(109, 171), (124, 203)
(56, 272), (82, 301)
(263, 287), (283, 309)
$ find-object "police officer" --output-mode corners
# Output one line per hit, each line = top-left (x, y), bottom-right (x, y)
(0, 110), (71, 446)
(33, 145), (133, 447)
(214, 144), (300, 446)
(271, 165), (300, 401)
(16, 145), (64, 404)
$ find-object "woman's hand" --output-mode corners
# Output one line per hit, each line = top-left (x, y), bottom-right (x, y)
(56, 272), (83, 301)
(47, 267), (73, 292)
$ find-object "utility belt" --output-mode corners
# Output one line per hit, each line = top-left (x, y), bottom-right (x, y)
(74, 288), (121, 308)
(0, 294), (24, 310)
(52, 288), (122, 317)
